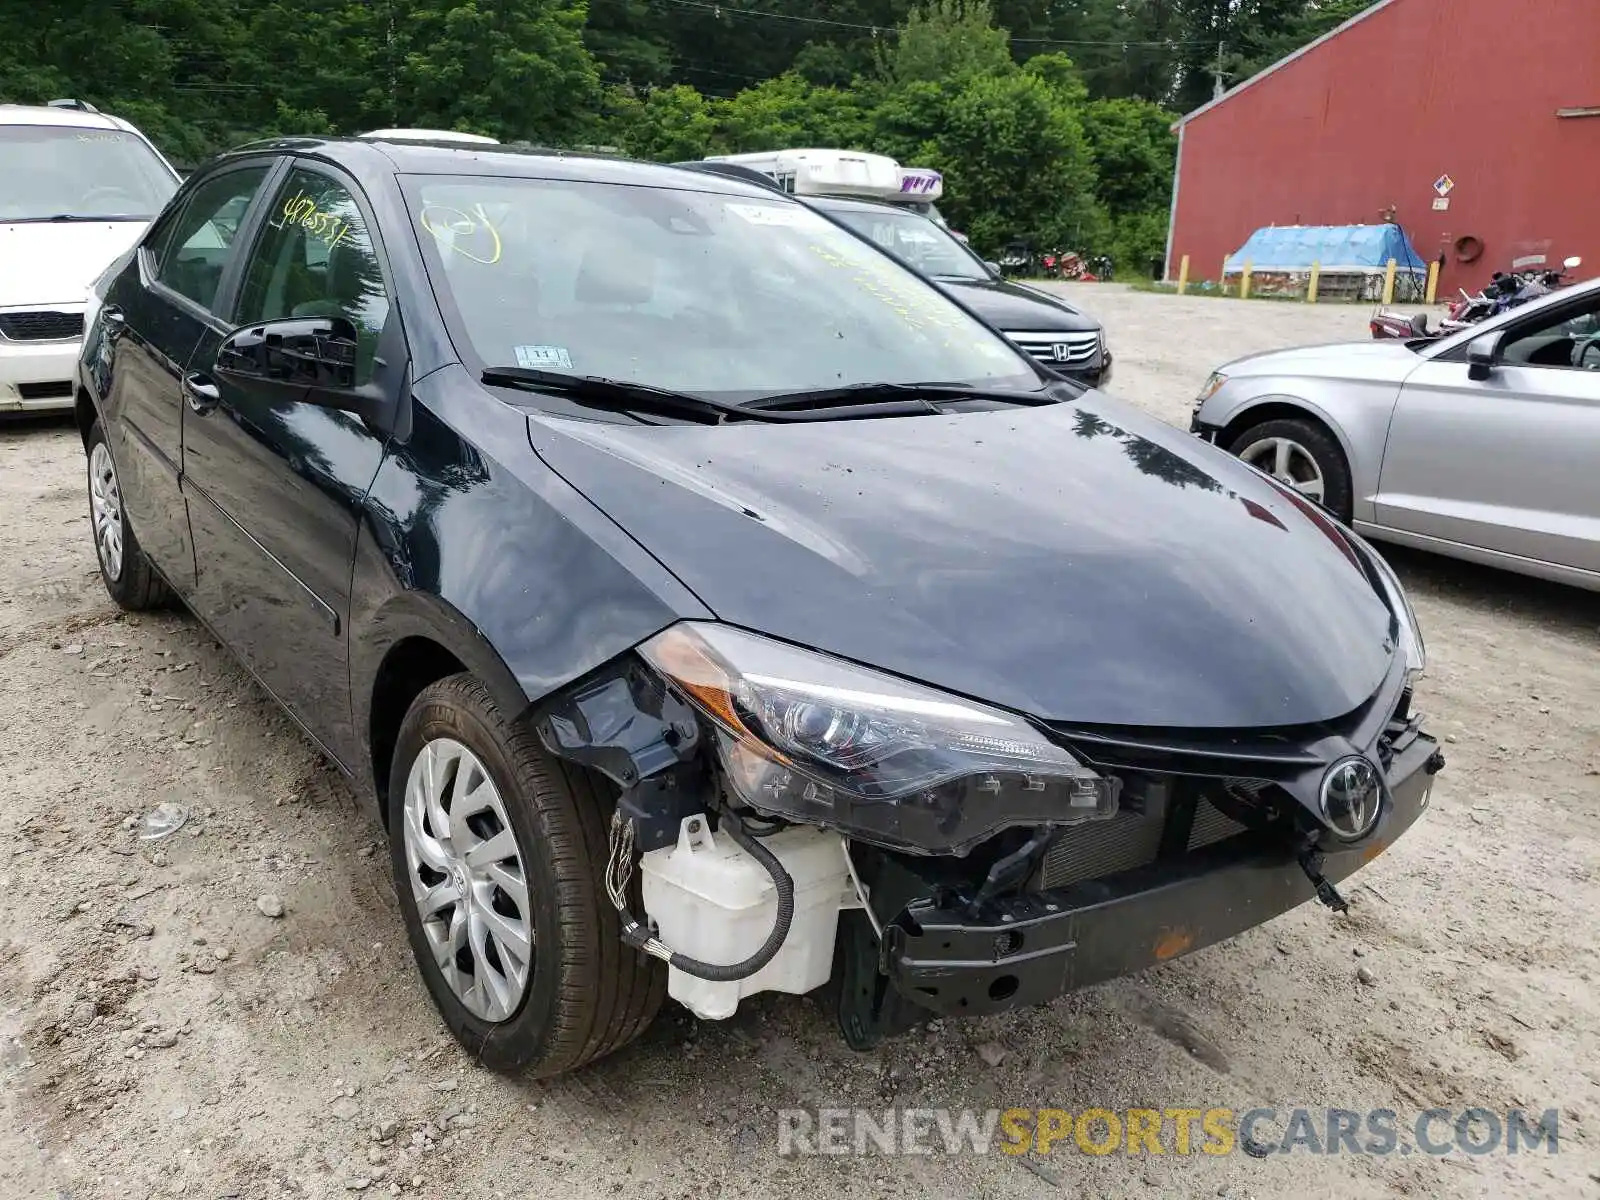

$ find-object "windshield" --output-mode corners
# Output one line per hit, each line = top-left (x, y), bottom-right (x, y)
(0, 126), (178, 222)
(407, 174), (1035, 398)
(826, 204), (988, 281)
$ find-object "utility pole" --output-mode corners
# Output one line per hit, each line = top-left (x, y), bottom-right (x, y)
(387, 0), (398, 126)
(1211, 40), (1226, 99)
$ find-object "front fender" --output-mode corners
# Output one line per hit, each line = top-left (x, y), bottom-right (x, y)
(348, 370), (712, 786)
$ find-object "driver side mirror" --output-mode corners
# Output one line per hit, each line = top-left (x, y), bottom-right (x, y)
(216, 315), (396, 431)
(983, 260), (1001, 276)
(1466, 331), (1502, 381)
(218, 316), (360, 390)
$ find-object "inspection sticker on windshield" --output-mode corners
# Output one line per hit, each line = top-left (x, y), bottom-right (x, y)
(515, 345), (573, 370)
(727, 203), (808, 226)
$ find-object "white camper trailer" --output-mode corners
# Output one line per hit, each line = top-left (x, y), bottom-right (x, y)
(703, 148), (949, 227)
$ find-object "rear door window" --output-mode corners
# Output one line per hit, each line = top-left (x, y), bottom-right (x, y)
(153, 166), (272, 312)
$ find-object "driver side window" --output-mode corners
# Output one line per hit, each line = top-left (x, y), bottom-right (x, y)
(1498, 297), (1600, 372)
(234, 168), (391, 384)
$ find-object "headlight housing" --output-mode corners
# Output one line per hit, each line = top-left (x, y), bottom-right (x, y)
(639, 623), (1119, 856)
(1194, 371), (1228, 407)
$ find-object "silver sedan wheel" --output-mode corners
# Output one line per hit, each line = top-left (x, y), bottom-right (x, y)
(89, 442), (125, 582)
(1238, 435), (1326, 503)
(401, 738), (534, 1023)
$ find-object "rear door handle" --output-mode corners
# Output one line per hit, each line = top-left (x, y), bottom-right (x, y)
(183, 372), (221, 415)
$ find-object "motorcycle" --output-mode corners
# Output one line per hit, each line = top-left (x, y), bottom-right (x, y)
(997, 240), (1035, 278)
(1370, 255), (1582, 340)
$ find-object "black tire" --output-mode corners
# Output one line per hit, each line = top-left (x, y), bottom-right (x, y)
(387, 674), (664, 1076)
(86, 421), (172, 611)
(1228, 416), (1354, 523)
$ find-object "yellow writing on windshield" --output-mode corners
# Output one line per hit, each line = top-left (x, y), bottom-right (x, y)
(420, 203), (502, 265)
(277, 191), (356, 249)
(806, 242), (966, 338)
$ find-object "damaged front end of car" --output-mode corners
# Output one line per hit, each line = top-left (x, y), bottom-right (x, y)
(532, 536), (1443, 1049)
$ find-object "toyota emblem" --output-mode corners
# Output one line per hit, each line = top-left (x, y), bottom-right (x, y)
(1319, 756), (1383, 840)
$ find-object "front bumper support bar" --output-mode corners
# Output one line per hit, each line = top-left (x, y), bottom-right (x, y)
(882, 732), (1439, 1018)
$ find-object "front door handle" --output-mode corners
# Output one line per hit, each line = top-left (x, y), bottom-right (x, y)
(100, 305), (126, 330)
(183, 372), (221, 415)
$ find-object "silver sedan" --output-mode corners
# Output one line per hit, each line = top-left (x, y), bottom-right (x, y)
(1191, 277), (1600, 591)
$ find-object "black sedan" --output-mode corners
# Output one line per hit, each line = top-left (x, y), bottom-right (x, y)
(77, 136), (1440, 1077)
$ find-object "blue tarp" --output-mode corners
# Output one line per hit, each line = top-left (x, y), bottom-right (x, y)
(1225, 224), (1428, 274)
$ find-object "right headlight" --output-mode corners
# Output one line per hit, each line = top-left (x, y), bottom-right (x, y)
(639, 622), (1119, 856)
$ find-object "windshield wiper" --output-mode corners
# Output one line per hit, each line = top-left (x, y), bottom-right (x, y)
(744, 380), (1062, 413)
(482, 366), (790, 424)
(482, 368), (1053, 424)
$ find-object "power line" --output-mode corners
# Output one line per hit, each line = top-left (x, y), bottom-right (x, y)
(648, 0), (1214, 48)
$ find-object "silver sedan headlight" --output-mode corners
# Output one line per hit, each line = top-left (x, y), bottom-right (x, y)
(1194, 371), (1228, 408)
(639, 622), (1120, 855)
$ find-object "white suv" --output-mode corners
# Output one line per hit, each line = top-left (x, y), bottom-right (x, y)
(1, 101), (180, 414)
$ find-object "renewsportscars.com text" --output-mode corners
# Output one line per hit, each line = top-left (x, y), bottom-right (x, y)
(776, 1107), (1561, 1158)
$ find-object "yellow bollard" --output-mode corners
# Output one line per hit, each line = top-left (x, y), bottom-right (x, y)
(1240, 259), (1253, 300)
(1178, 254), (1190, 295)
(1382, 258), (1397, 305)
(1307, 261), (1321, 304)
(1425, 260), (1440, 304)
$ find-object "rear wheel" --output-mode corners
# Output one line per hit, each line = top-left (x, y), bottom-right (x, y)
(387, 674), (663, 1075)
(86, 422), (171, 610)
(1229, 417), (1353, 522)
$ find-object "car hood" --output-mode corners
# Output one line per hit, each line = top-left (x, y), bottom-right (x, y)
(933, 277), (1100, 332)
(0, 221), (146, 307)
(527, 393), (1395, 729)
(1223, 339), (1421, 381)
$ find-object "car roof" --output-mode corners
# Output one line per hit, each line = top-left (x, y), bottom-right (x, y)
(0, 103), (124, 131)
(359, 128), (500, 144)
(220, 136), (789, 198)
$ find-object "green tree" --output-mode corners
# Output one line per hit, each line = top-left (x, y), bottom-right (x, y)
(604, 85), (718, 161)
(1079, 96), (1177, 216)
(873, 69), (1099, 252)
(584, 0), (674, 86)
(713, 74), (871, 152)
(877, 0), (1015, 85)
(393, 0), (599, 142)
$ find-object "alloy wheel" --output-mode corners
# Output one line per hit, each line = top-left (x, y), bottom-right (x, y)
(89, 442), (125, 581)
(401, 738), (534, 1022)
(1238, 435), (1326, 503)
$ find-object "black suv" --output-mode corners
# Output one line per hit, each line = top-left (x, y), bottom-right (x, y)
(77, 136), (1439, 1077)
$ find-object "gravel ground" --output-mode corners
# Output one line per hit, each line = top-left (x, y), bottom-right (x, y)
(3, 286), (1597, 1200)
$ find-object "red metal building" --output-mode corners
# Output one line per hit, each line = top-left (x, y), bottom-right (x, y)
(1165, 0), (1600, 295)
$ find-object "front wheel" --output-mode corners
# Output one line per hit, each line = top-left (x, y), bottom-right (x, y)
(387, 674), (663, 1075)
(86, 422), (171, 610)
(1229, 417), (1353, 523)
